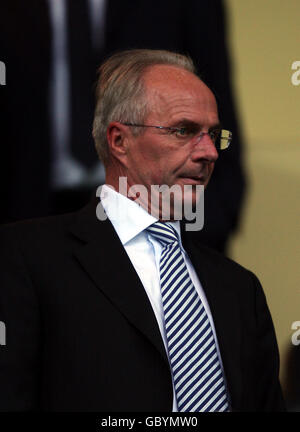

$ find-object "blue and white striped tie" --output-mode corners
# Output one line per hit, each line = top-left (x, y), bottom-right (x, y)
(147, 221), (229, 412)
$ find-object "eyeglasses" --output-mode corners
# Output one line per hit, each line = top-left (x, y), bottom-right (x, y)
(122, 123), (232, 151)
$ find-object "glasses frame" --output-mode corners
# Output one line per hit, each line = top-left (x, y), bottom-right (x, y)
(121, 122), (232, 150)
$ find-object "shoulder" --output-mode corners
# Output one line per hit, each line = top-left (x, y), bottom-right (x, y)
(185, 237), (263, 298)
(0, 205), (96, 268)
(0, 198), (112, 259)
(0, 211), (77, 247)
(188, 236), (255, 275)
(203, 243), (256, 277)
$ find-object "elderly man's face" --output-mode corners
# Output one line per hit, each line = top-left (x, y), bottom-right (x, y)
(124, 65), (219, 215)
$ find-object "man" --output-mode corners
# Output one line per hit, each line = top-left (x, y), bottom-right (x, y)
(0, 49), (284, 411)
(1, 1), (245, 256)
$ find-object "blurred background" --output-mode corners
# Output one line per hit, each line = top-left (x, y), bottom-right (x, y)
(0, 0), (299, 410)
(227, 0), (300, 410)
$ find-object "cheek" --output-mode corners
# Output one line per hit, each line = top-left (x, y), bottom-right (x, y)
(132, 139), (181, 183)
(148, 167), (166, 184)
(206, 163), (215, 183)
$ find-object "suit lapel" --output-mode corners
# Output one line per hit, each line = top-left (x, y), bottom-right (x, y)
(181, 230), (244, 410)
(69, 199), (170, 368)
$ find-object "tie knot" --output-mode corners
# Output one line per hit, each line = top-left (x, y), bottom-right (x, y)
(146, 221), (179, 246)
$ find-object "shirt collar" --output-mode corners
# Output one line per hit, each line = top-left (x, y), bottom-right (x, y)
(99, 184), (183, 246)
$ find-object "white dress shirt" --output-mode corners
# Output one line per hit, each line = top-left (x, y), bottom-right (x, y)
(100, 184), (225, 412)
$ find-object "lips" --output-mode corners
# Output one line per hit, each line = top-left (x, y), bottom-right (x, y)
(179, 176), (206, 185)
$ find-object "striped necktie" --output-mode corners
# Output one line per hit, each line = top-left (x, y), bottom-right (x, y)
(147, 221), (229, 412)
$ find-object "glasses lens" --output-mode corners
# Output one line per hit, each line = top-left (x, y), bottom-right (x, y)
(219, 129), (232, 150)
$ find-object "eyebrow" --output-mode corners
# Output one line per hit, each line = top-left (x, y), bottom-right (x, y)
(169, 118), (222, 130)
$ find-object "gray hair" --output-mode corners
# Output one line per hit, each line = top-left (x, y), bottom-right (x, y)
(92, 49), (196, 164)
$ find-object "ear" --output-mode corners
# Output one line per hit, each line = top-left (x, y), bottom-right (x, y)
(106, 121), (129, 162)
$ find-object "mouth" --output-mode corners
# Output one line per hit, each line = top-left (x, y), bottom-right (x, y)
(178, 175), (206, 185)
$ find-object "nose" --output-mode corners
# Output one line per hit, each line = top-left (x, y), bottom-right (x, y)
(190, 132), (219, 163)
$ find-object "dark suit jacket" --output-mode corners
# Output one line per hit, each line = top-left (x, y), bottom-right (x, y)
(0, 198), (285, 411)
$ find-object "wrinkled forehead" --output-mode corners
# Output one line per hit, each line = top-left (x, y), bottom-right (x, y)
(142, 64), (218, 121)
